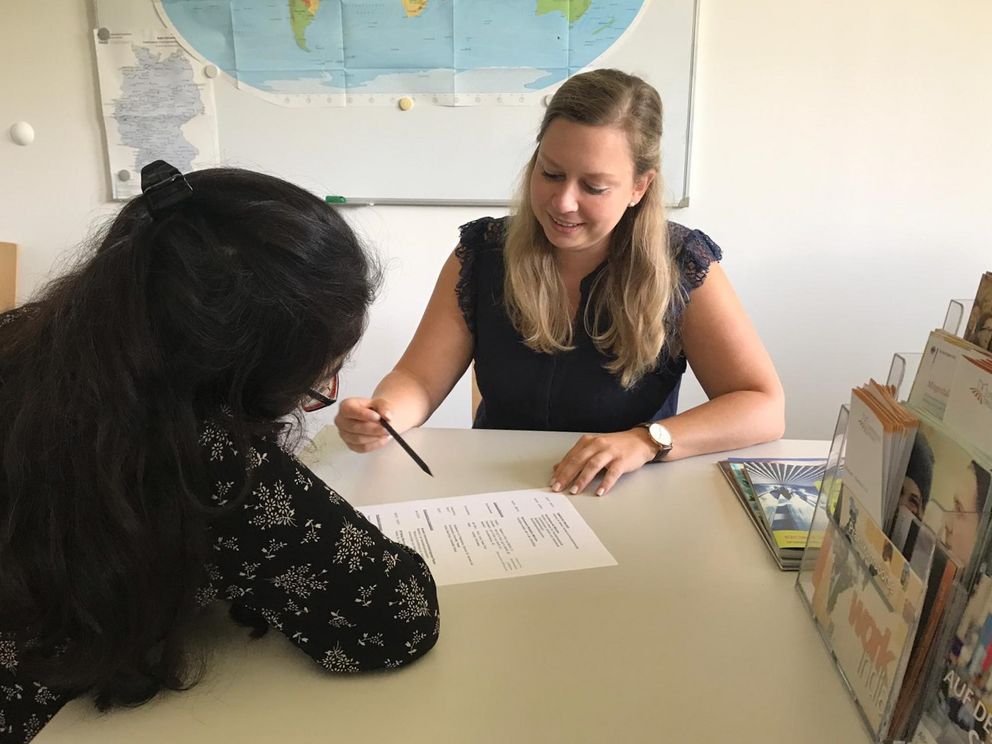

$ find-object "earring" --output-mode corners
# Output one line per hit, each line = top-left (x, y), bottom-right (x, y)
(628, 201), (637, 208)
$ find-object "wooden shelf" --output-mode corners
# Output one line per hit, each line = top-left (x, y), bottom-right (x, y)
(0, 242), (16, 312)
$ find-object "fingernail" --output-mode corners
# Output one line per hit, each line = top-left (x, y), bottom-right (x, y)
(569, 485), (578, 495)
(596, 488), (604, 497)
(551, 482), (561, 492)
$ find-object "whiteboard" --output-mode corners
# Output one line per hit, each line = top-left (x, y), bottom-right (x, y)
(93, 0), (698, 206)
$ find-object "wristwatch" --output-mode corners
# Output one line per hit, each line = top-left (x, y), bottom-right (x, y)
(639, 421), (673, 462)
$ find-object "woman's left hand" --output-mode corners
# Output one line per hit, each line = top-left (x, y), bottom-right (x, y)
(550, 430), (658, 497)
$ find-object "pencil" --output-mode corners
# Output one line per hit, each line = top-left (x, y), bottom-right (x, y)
(379, 417), (433, 477)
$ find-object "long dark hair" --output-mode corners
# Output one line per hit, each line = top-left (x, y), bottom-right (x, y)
(0, 168), (379, 707)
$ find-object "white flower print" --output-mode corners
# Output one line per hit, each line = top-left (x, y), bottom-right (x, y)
(199, 421), (237, 462)
(194, 584), (217, 608)
(262, 539), (287, 560)
(0, 639), (17, 672)
(357, 632), (384, 648)
(294, 467), (312, 491)
(390, 577), (431, 622)
(239, 561), (260, 583)
(286, 600), (309, 617)
(302, 519), (322, 544)
(269, 564), (328, 600)
(405, 630), (427, 656)
(23, 714), (43, 741)
(382, 551), (400, 575)
(246, 446), (269, 470)
(333, 521), (375, 572)
(355, 585), (376, 607)
(245, 480), (296, 530)
(2, 683), (23, 702)
(213, 535), (239, 552)
(328, 611), (353, 629)
(320, 645), (360, 673)
(260, 608), (283, 631)
(212, 480), (234, 507)
(33, 683), (57, 706)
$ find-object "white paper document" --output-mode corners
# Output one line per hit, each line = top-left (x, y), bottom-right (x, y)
(358, 490), (616, 586)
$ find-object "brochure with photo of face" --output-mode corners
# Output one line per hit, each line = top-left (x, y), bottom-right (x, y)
(896, 414), (992, 585)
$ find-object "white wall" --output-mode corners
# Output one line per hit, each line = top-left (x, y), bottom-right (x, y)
(2, 0), (990, 439)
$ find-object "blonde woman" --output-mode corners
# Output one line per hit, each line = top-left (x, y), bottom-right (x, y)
(337, 69), (784, 496)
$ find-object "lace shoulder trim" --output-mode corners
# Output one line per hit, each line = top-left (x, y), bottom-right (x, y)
(669, 222), (723, 297)
(454, 217), (507, 334)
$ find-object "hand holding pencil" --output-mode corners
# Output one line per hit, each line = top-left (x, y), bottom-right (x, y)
(335, 397), (433, 475)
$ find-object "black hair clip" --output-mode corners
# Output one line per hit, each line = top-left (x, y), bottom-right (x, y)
(140, 160), (193, 219)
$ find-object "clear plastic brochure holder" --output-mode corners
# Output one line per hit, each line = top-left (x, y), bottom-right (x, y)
(794, 299), (971, 743)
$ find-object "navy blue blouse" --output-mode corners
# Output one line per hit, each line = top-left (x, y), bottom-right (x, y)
(455, 217), (722, 433)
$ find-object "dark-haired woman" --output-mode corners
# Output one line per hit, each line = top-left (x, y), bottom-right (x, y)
(0, 163), (439, 743)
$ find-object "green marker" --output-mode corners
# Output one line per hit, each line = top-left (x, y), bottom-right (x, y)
(325, 195), (347, 204)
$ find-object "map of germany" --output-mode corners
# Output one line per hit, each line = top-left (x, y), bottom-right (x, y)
(114, 45), (203, 172)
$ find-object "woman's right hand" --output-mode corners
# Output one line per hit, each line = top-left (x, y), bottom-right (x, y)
(335, 397), (394, 453)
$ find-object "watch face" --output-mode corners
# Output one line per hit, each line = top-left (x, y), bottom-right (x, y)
(648, 422), (673, 448)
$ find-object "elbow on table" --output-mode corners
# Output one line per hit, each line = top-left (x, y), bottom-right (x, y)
(760, 388), (787, 443)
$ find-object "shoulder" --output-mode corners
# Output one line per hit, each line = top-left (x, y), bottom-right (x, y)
(453, 217), (508, 332)
(455, 216), (508, 271)
(457, 216), (508, 254)
(668, 221), (723, 294)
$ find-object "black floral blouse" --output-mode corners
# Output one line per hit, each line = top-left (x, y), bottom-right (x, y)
(1, 420), (440, 743)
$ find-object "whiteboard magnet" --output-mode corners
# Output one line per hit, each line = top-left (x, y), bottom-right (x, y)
(97, 27), (111, 41)
(398, 97), (414, 111)
(204, 64), (219, 79)
(543, 95), (553, 107)
(9, 121), (34, 146)
(118, 170), (131, 182)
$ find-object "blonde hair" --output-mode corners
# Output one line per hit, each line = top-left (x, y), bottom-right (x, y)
(504, 69), (680, 389)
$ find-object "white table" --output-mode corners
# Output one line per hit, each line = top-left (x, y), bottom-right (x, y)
(37, 428), (866, 743)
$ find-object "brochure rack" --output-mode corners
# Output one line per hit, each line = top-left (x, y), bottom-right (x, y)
(795, 301), (971, 744)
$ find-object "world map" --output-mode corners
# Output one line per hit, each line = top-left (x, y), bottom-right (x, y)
(155, 0), (645, 103)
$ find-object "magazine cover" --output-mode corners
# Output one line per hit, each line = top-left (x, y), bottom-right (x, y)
(963, 272), (992, 352)
(742, 459), (825, 549)
(718, 459), (821, 570)
(912, 538), (992, 743)
(812, 486), (927, 735)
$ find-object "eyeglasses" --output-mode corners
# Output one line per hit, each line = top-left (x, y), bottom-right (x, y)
(303, 372), (339, 412)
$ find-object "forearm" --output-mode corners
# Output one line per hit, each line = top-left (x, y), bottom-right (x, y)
(656, 389), (785, 461)
(373, 367), (445, 433)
